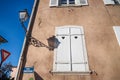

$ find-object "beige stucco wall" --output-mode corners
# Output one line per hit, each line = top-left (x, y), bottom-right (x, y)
(21, 0), (120, 80)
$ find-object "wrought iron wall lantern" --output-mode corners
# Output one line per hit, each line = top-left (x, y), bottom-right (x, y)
(19, 9), (50, 49)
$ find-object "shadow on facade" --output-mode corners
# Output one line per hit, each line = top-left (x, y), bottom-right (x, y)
(28, 35), (60, 51)
(28, 36), (49, 49)
(34, 71), (44, 80)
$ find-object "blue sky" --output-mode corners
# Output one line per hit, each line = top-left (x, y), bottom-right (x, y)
(0, 0), (34, 66)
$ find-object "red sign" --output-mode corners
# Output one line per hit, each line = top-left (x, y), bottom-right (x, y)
(1, 49), (10, 62)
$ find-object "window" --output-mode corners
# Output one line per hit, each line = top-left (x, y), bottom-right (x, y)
(61, 0), (75, 5)
(103, 0), (120, 5)
(113, 26), (120, 46)
(52, 26), (90, 74)
(49, 0), (88, 7)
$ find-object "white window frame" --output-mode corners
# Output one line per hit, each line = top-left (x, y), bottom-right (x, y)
(49, 0), (88, 7)
(113, 26), (120, 46)
(52, 26), (90, 75)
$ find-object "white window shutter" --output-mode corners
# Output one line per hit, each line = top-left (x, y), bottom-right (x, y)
(53, 26), (90, 73)
(103, 0), (115, 5)
(80, 0), (88, 5)
(117, 0), (120, 4)
(49, 0), (59, 7)
(75, 0), (81, 5)
(113, 26), (120, 46)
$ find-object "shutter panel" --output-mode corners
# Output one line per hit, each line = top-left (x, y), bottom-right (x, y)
(49, 0), (59, 7)
(103, 0), (115, 5)
(70, 27), (89, 72)
(80, 0), (88, 5)
(117, 0), (120, 4)
(75, 0), (81, 5)
(54, 27), (71, 72)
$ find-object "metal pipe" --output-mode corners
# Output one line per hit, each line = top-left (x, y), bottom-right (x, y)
(14, 0), (38, 80)
(20, 21), (27, 33)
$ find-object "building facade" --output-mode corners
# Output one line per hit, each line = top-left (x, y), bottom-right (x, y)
(16, 0), (120, 80)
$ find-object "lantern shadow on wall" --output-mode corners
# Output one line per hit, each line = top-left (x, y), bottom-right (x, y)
(47, 36), (60, 51)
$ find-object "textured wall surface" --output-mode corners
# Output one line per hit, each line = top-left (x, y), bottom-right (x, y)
(21, 0), (120, 80)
